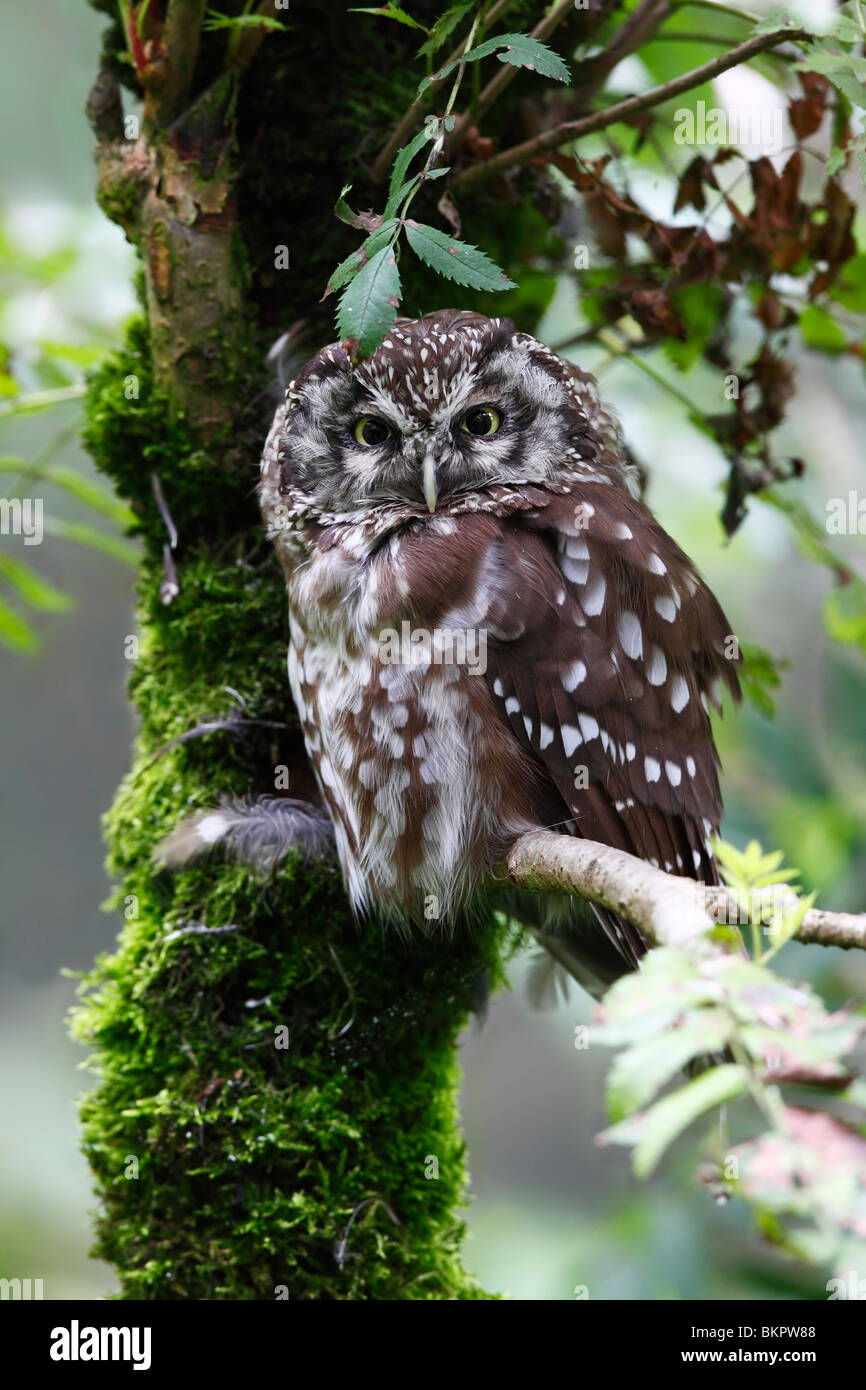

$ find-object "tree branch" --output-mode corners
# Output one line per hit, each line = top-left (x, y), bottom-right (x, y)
(149, 0), (207, 127)
(506, 831), (866, 951)
(450, 25), (808, 190)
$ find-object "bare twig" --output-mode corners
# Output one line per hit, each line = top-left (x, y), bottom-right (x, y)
(506, 832), (866, 951)
(450, 25), (808, 190)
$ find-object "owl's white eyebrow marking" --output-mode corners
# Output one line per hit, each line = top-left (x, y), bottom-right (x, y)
(645, 756), (661, 782)
(654, 595), (677, 622)
(618, 611), (643, 659)
(646, 646), (667, 685)
(671, 675), (690, 711)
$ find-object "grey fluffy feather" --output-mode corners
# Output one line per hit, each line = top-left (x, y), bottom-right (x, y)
(154, 796), (335, 873)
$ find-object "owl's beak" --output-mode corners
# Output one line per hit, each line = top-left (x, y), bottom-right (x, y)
(422, 452), (438, 513)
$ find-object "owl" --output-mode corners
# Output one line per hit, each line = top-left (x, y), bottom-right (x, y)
(161, 310), (740, 1002)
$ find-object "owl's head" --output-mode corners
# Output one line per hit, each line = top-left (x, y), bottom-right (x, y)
(274, 311), (613, 517)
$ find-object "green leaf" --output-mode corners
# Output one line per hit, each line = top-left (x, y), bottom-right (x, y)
(0, 385), (86, 419)
(798, 304), (847, 353)
(750, 10), (804, 38)
(830, 251), (866, 312)
(738, 640), (784, 717)
(41, 515), (139, 565)
(464, 32), (571, 83)
(0, 457), (136, 527)
(203, 11), (286, 32)
(606, 1013), (733, 1123)
(335, 184), (360, 227)
(37, 340), (110, 368)
(824, 581), (866, 652)
(336, 246), (402, 355)
(795, 44), (866, 108)
(0, 554), (72, 612)
(762, 891), (816, 960)
(323, 220), (399, 298)
(420, 31), (571, 91)
(416, 2), (473, 58)
(601, 1064), (749, 1178)
(385, 125), (437, 216)
(350, 4), (428, 31)
(404, 221), (516, 290)
(0, 595), (38, 652)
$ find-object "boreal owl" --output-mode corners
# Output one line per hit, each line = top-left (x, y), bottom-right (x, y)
(160, 310), (740, 1002)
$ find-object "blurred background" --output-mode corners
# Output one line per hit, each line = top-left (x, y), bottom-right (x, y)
(1, 0), (864, 1300)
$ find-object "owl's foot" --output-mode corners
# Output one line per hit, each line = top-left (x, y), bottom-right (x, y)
(153, 795), (335, 873)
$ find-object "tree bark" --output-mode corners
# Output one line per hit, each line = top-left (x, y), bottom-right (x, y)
(74, 0), (583, 1300)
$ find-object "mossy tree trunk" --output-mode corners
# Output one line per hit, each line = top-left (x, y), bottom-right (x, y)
(76, 0), (576, 1299)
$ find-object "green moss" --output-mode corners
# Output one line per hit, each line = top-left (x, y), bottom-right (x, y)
(75, 0), (580, 1300)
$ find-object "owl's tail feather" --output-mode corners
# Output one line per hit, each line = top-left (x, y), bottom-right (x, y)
(153, 795), (335, 873)
(524, 898), (647, 1007)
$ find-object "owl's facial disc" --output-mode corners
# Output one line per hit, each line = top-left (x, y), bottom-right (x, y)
(282, 314), (580, 516)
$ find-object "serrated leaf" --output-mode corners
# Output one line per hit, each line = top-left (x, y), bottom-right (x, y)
(606, 1013), (733, 1122)
(350, 4), (428, 32)
(385, 126), (435, 215)
(323, 220), (399, 298)
(416, 2), (473, 58)
(751, 9), (803, 38)
(336, 246), (401, 355)
(600, 1064), (749, 1178)
(0, 554), (72, 612)
(203, 11), (286, 32)
(420, 30), (571, 92)
(0, 595), (38, 652)
(405, 221), (515, 290)
(335, 184), (360, 227)
(464, 32), (571, 83)
(828, 70), (866, 109)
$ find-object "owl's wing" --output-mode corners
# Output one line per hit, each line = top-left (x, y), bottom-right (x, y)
(481, 480), (740, 965)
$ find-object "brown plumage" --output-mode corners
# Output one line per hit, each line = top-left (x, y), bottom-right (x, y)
(162, 310), (741, 1001)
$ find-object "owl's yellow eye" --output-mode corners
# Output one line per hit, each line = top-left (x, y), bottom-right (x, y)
(461, 406), (500, 437)
(354, 416), (392, 447)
